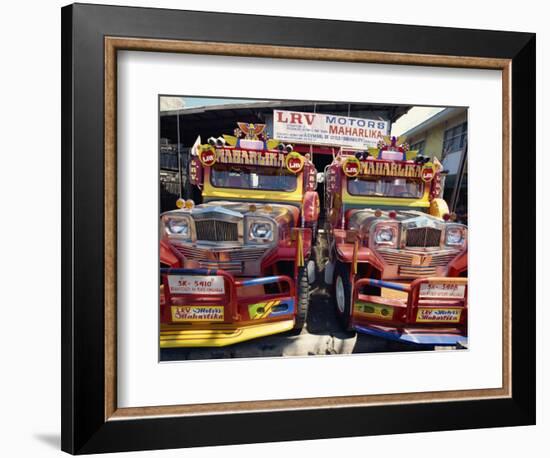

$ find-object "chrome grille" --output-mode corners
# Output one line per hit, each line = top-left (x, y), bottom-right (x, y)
(378, 248), (459, 267)
(174, 244), (210, 260)
(174, 245), (267, 261)
(172, 244), (268, 275)
(398, 266), (437, 277)
(195, 220), (238, 242)
(406, 227), (442, 247)
(229, 247), (268, 261)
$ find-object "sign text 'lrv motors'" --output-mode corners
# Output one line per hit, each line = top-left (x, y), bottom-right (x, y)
(273, 109), (389, 149)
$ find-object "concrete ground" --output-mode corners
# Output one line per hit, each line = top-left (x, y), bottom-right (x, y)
(160, 231), (442, 362)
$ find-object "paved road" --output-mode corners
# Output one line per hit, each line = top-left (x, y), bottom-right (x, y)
(160, 232), (434, 362)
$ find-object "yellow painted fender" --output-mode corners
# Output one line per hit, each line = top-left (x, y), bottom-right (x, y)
(222, 134), (238, 146)
(429, 198), (449, 219)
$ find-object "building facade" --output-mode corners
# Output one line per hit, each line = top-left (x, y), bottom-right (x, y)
(403, 107), (468, 223)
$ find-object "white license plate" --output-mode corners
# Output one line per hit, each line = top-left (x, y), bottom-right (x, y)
(167, 275), (225, 295)
(419, 283), (465, 299)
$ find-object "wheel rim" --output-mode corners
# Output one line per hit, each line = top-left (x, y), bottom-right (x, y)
(335, 275), (346, 314)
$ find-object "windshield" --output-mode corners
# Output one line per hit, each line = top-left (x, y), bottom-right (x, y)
(347, 177), (424, 198)
(211, 164), (298, 192)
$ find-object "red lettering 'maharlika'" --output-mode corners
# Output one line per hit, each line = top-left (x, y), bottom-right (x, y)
(328, 125), (383, 139)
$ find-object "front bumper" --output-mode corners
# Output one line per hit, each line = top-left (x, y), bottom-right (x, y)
(160, 268), (297, 347)
(351, 277), (468, 346)
(354, 324), (466, 346)
(160, 320), (295, 348)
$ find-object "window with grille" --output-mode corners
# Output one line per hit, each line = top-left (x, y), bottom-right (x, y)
(442, 122), (467, 156)
(410, 140), (425, 155)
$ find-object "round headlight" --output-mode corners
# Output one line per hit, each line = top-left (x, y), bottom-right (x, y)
(167, 218), (189, 237)
(250, 222), (273, 240)
(446, 227), (464, 245)
(375, 228), (394, 244)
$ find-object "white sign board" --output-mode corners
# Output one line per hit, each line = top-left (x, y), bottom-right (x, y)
(273, 109), (388, 149)
(419, 283), (466, 299)
(167, 275), (225, 295)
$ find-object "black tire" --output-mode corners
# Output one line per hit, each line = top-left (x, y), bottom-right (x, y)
(289, 266), (310, 334)
(310, 221), (318, 245)
(333, 261), (353, 330)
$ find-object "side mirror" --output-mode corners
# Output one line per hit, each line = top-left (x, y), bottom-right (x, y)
(316, 172), (325, 184)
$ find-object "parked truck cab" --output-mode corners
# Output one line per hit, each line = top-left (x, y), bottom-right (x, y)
(159, 123), (319, 347)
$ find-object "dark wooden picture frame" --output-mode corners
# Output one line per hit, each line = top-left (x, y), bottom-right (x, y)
(61, 3), (535, 454)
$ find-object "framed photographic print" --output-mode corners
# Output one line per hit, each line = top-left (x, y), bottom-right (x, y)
(61, 3), (536, 454)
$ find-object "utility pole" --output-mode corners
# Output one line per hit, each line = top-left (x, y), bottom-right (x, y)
(176, 110), (184, 199)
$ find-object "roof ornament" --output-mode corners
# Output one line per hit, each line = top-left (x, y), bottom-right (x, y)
(225, 122), (269, 150)
(377, 135), (410, 161)
(237, 122), (266, 140)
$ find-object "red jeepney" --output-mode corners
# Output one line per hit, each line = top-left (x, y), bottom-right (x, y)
(324, 137), (468, 346)
(160, 123), (319, 347)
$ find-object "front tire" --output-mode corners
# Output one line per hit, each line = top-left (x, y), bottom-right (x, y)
(334, 262), (353, 330)
(290, 266), (310, 334)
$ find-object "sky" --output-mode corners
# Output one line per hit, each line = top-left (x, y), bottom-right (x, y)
(160, 96), (444, 137)
(390, 106), (445, 136)
(160, 96), (254, 111)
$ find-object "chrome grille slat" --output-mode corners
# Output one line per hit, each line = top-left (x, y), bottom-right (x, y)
(198, 261), (242, 273)
(406, 227), (442, 247)
(195, 220), (238, 242)
(230, 248), (267, 260)
(378, 248), (459, 278)
(174, 245), (207, 260)
(399, 266), (438, 277)
(172, 244), (268, 275)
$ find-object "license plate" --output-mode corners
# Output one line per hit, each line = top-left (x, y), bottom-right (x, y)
(416, 308), (462, 323)
(171, 305), (225, 322)
(167, 275), (225, 295)
(419, 283), (466, 299)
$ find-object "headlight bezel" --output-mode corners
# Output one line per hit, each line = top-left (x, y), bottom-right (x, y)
(162, 213), (194, 241)
(245, 216), (277, 244)
(370, 221), (399, 248)
(445, 224), (467, 247)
